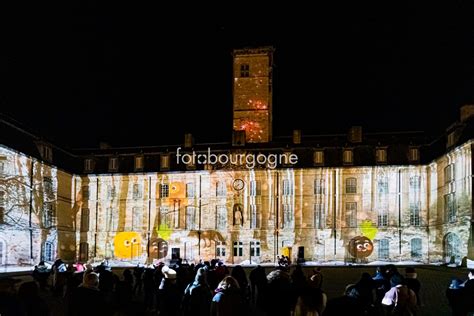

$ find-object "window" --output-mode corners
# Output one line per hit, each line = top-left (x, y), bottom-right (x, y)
(0, 191), (4, 206)
(376, 148), (387, 163)
(160, 207), (170, 227)
(240, 64), (250, 77)
(107, 185), (116, 199)
(160, 154), (170, 170)
(108, 157), (118, 171)
(445, 193), (456, 223)
(345, 178), (357, 194)
(410, 202), (420, 226)
(378, 239), (389, 259)
(173, 202), (180, 229)
(132, 207), (143, 230)
(409, 176), (421, 193)
(250, 180), (261, 196)
(80, 208), (89, 232)
(43, 242), (54, 261)
(186, 183), (195, 198)
(79, 242), (89, 262)
(314, 178), (325, 195)
(250, 241), (261, 257)
(409, 147), (419, 162)
(186, 206), (196, 230)
(134, 156), (144, 171)
(133, 183), (143, 199)
(0, 156), (6, 175)
(345, 202), (357, 228)
(378, 200), (388, 227)
(250, 204), (260, 229)
(160, 184), (169, 198)
(216, 241), (226, 257)
(313, 150), (324, 165)
(282, 204), (293, 228)
(216, 206), (227, 230)
(43, 202), (55, 228)
(343, 149), (353, 164)
(445, 233), (461, 262)
(43, 177), (53, 195)
(84, 159), (93, 173)
(82, 186), (89, 199)
(42, 145), (53, 162)
(411, 238), (422, 259)
(282, 179), (293, 196)
(314, 203), (325, 229)
(447, 132), (456, 147)
(216, 181), (227, 197)
(377, 177), (389, 194)
(445, 164), (454, 184)
(106, 208), (118, 231)
(233, 241), (243, 256)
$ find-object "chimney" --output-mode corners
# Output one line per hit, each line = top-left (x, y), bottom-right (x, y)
(232, 130), (246, 146)
(348, 126), (362, 143)
(460, 105), (474, 122)
(184, 133), (194, 148)
(293, 130), (301, 144)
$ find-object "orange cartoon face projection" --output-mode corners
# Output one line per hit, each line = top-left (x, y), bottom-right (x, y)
(148, 238), (168, 259)
(169, 182), (184, 199)
(114, 232), (142, 259)
(348, 236), (374, 258)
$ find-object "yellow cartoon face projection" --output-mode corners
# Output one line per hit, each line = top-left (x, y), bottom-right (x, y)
(114, 232), (142, 259)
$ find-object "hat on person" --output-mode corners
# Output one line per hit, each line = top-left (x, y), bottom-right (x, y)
(162, 265), (177, 279)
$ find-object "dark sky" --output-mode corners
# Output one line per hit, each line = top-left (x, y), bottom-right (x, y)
(2, 3), (474, 148)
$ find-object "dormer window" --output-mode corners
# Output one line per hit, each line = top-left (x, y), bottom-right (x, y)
(161, 154), (170, 170)
(40, 144), (53, 162)
(409, 147), (419, 162)
(313, 150), (324, 166)
(376, 148), (387, 164)
(343, 149), (353, 165)
(84, 159), (94, 173)
(134, 155), (144, 171)
(108, 157), (119, 172)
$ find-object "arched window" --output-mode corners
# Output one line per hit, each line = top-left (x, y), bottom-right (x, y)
(411, 238), (422, 259)
(444, 233), (461, 263)
(378, 239), (389, 260)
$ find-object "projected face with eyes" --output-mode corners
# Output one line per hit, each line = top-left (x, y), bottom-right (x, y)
(149, 238), (168, 259)
(348, 236), (374, 258)
(114, 232), (141, 259)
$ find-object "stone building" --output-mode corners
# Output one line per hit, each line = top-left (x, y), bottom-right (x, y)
(0, 47), (473, 266)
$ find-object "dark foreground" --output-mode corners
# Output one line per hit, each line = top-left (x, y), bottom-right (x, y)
(0, 264), (469, 316)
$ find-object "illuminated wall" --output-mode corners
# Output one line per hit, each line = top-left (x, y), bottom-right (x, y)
(233, 47), (273, 143)
(0, 145), (75, 266)
(0, 141), (472, 266)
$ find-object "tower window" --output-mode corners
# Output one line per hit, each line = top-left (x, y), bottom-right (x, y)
(240, 64), (250, 77)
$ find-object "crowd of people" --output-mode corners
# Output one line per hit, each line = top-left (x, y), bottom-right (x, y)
(1, 258), (474, 315)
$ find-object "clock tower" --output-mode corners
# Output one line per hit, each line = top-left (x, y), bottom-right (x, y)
(232, 47), (274, 143)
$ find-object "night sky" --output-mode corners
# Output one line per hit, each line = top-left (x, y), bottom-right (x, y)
(2, 4), (474, 148)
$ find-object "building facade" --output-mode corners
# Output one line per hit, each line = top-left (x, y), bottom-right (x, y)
(0, 48), (473, 266)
